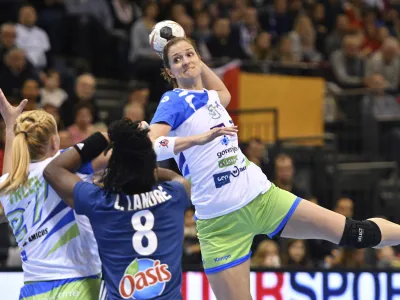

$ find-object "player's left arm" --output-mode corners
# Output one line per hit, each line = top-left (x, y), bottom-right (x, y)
(44, 132), (110, 208)
(44, 147), (83, 208)
(200, 61), (231, 108)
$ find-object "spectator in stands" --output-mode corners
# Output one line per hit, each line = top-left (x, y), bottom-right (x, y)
(60, 73), (99, 128)
(109, 0), (141, 37)
(64, 0), (113, 31)
(126, 80), (155, 120)
(0, 23), (16, 67)
(21, 79), (40, 111)
(271, 35), (301, 67)
(365, 37), (400, 91)
(129, 2), (167, 103)
(182, 208), (202, 266)
(66, 102), (95, 145)
(376, 246), (400, 268)
(0, 48), (40, 99)
(16, 4), (51, 70)
(237, 7), (260, 57)
(311, 3), (327, 55)
(40, 70), (68, 108)
(331, 248), (369, 268)
(127, 80), (149, 107)
(334, 197), (354, 218)
(176, 14), (194, 39)
(330, 34), (365, 88)
(289, 14), (315, 61)
(245, 137), (269, 175)
(281, 239), (313, 268)
(273, 153), (311, 199)
(251, 240), (281, 268)
(360, 23), (381, 57)
(300, 29), (323, 64)
(250, 31), (272, 62)
(170, 3), (187, 22)
(123, 102), (145, 122)
(157, 0), (172, 22)
(206, 18), (247, 64)
(187, 0), (207, 18)
(263, 0), (292, 40)
(325, 14), (350, 58)
(193, 10), (211, 43)
(42, 103), (63, 130)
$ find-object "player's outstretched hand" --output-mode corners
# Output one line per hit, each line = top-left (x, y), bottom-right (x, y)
(196, 126), (238, 146)
(0, 89), (28, 128)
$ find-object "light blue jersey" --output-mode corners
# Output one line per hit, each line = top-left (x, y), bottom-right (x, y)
(151, 89), (271, 219)
(0, 152), (101, 282)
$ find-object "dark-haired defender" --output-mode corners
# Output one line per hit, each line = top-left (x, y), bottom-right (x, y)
(44, 119), (193, 300)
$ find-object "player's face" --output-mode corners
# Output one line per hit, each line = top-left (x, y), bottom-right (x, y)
(167, 41), (201, 81)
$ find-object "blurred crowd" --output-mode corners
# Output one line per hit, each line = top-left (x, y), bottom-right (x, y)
(1, 0), (400, 270)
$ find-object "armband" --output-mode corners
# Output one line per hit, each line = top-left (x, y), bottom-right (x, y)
(154, 136), (177, 161)
(73, 132), (109, 163)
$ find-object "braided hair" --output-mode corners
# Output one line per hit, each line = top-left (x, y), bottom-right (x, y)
(101, 118), (157, 195)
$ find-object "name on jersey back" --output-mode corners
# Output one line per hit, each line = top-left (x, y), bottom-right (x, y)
(114, 185), (172, 212)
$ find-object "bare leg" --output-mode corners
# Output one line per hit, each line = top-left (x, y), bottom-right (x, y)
(281, 200), (400, 248)
(281, 200), (346, 243)
(207, 258), (252, 300)
(368, 218), (400, 248)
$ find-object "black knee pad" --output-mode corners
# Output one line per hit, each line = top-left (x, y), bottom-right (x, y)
(339, 217), (382, 248)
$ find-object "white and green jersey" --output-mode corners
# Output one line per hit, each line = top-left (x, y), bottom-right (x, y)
(0, 152), (101, 282)
(151, 89), (271, 219)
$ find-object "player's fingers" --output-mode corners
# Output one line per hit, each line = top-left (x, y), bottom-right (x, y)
(17, 99), (28, 113)
(219, 127), (238, 135)
(0, 89), (6, 109)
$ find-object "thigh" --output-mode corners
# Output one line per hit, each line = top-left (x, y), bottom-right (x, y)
(280, 199), (346, 244)
(255, 184), (301, 238)
(196, 209), (254, 274)
(20, 276), (101, 300)
(207, 258), (252, 300)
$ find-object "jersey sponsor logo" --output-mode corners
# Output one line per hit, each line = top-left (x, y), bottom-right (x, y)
(119, 258), (171, 299)
(22, 228), (48, 246)
(220, 135), (230, 146)
(217, 146), (238, 159)
(231, 165), (247, 178)
(218, 155), (238, 168)
(159, 139), (169, 148)
(214, 255), (231, 263)
(213, 171), (231, 188)
(208, 104), (221, 119)
(210, 123), (225, 130)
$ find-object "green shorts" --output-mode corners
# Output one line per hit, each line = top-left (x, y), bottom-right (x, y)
(19, 275), (101, 300)
(196, 184), (301, 274)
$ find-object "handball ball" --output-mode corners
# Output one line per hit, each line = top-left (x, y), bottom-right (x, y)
(149, 20), (186, 57)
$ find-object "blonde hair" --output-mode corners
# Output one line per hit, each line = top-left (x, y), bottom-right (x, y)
(0, 110), (57, 195)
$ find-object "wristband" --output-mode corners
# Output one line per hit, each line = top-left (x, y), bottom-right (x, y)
(154, 136), (177, 161)
(73, 132), (109, 163)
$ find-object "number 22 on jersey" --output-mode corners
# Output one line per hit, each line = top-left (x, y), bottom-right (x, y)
(6, 182), (49, 244)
